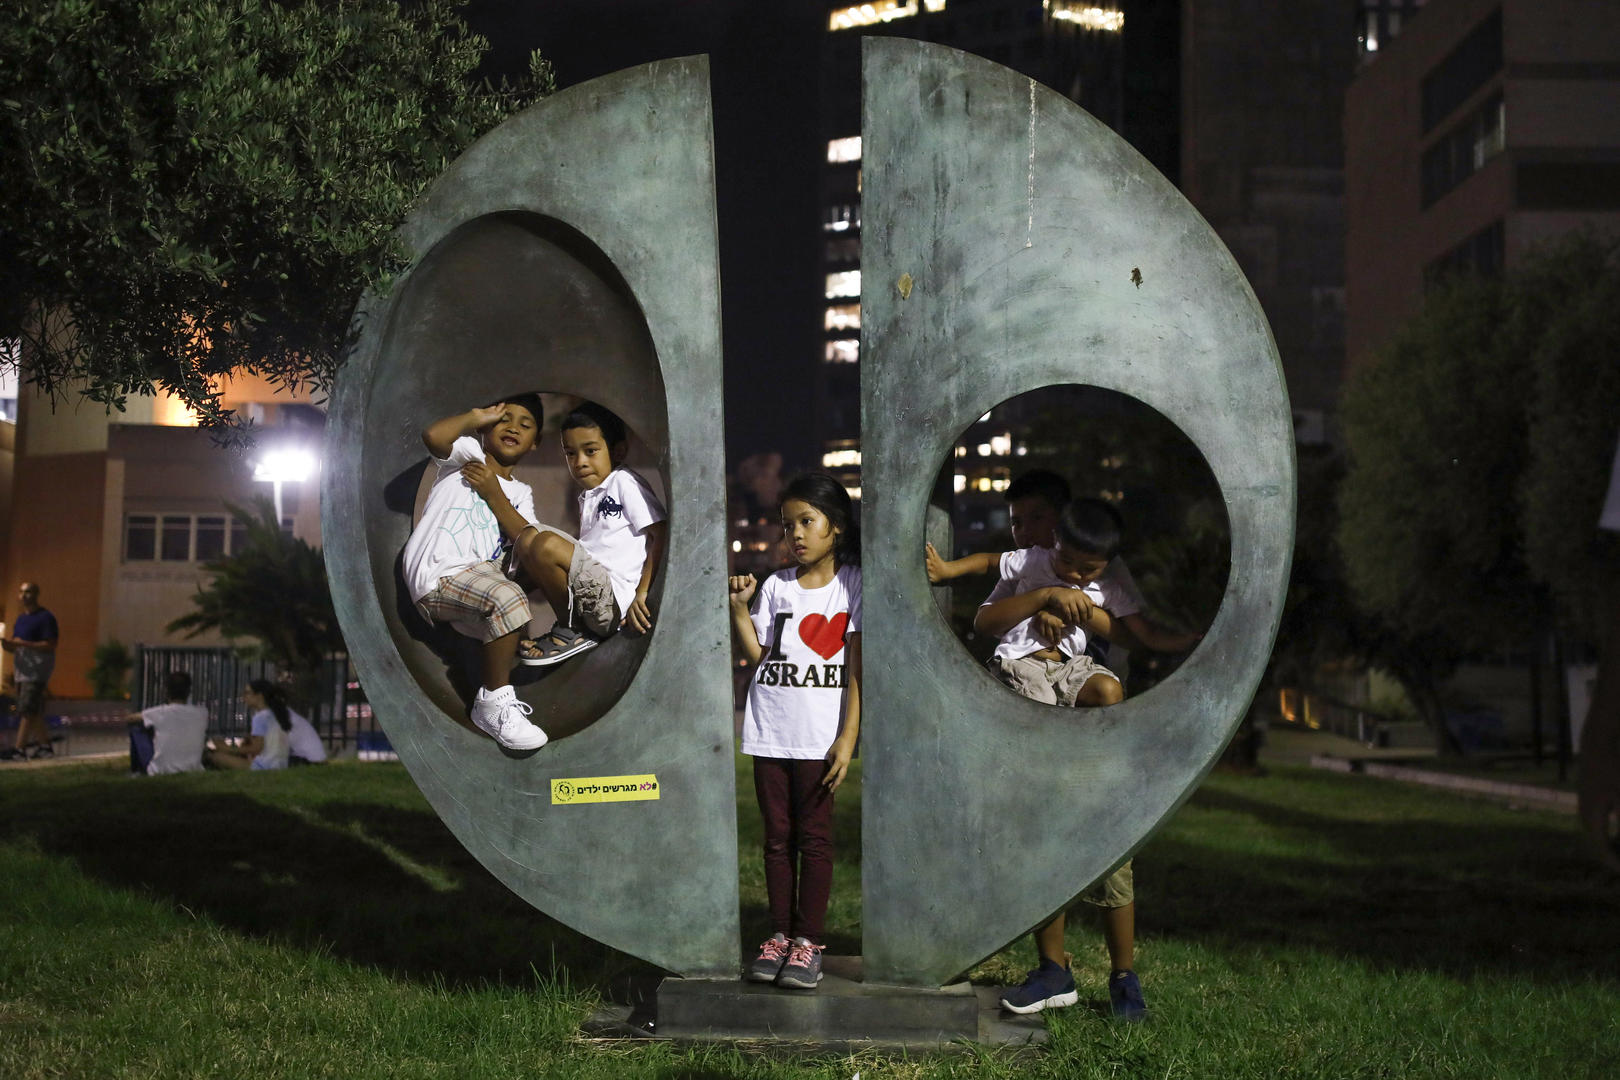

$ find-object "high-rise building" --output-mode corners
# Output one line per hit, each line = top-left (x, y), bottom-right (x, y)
(1345, 0), (1620, 367)
(814, 1), (1174, 497)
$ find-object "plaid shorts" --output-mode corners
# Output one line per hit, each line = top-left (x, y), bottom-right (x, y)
(15, 679), (48, 715)
(417, 560), (530, 642)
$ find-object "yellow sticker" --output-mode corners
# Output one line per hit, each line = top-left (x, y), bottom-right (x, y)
(551, 774), (660, 805)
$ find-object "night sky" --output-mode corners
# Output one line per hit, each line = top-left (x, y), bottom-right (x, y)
(461, 0), (831, 471)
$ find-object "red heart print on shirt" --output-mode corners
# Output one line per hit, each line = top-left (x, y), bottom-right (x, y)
(798, 613), (850, 660)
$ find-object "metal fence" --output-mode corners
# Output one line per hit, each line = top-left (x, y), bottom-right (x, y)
(133, 646), (379, 754)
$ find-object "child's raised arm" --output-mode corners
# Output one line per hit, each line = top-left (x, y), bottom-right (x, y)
(728, 574), (765, 665)
(925, 544), (1006, 584)
(422, 404), (506, 459)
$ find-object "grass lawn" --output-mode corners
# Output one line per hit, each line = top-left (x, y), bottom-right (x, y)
(2, 756), (1617, 1079)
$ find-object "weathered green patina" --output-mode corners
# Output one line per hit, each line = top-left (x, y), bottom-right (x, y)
(323, 57), (738, 978)
(858, 39), (1296, 986)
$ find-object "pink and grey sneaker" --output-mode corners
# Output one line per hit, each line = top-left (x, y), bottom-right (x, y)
(775, 937), (824, 990)
(746, 932), (791, 983)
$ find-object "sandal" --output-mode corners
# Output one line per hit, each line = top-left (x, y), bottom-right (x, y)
(518, 625), (601, 667)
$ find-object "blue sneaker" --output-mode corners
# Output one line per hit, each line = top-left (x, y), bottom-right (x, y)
(1109, 969), (1147, 1022)
(999, 958), (1078, 1014)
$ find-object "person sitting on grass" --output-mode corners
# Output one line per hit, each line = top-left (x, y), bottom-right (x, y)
(953, 493), (1201, 1022)
(463, 402), (667, 668)
(401, 396), (551, 751)
(126, 670), (208, 776)
(206, 680), (328, 770)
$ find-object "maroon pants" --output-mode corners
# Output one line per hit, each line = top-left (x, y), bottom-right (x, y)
(752, 756), (835, 943)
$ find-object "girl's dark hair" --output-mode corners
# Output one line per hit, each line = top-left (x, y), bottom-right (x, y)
(248, 678), (292, 732)
(780, 471), (860, 566)
(1056, 498), (1123, 560)
(561, 401), (627, 450)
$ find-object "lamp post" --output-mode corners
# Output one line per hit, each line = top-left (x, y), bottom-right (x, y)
(252, 448), (318, 526)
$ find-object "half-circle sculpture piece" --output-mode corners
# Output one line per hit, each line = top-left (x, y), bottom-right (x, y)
(858, 39), (1296, 986)
(323, 57), (738, 977)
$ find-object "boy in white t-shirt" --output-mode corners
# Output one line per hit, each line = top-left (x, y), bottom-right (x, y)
(126, 670), (208, 775)
(465, 402), (667, 669)
(403, 395), (549, 751)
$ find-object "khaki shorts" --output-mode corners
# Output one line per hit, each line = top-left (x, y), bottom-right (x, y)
(523, 525), (619, 638)
(1079, 859), (1134, 909)
(992, 652), (1120, 707)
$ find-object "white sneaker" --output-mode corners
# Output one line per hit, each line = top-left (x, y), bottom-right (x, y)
(471, 685), (548, 750)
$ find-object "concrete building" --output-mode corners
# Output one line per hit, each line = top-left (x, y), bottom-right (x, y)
(1181, 0), (1361, 443)
(1345, 0), (1620, 367)
(0, 375), (327, 698)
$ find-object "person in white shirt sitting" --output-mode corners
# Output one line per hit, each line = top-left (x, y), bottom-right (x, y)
(126, 670), (208, 776)
(206, 679), (327, 770)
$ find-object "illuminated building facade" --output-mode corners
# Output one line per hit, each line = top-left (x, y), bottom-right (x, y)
(1345, 0), (1620, 367)
(815, 1), (1176, 499)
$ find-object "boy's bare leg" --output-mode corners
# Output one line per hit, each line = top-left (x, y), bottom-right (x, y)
(483, 629), (522, 690)
(1101, 902), (1135, 971)
(1034, 912), (1068, 966)
(1074, 673), (1124, 707)
(515, 529), (577, 623)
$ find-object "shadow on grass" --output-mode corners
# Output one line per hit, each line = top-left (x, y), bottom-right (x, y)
(1141, 782), (1620, 982)
(9, 774), (656, 994)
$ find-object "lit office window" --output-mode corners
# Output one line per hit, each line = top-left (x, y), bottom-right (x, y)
(822, 448), (863, 468)
(830, 1), (930, 32)
(1048, 3), (1124, 32)
(827, 136), (862, 163)
(953, 473), (967, 493)
(825, 270), (862, 299)
(825, 339), (860, 364)
(825, 304), (861, 332)
(824, 203), (861, 233)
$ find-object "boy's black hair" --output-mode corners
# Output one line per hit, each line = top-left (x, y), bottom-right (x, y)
(1004, 469), (1071, 511)
(561, 401), (627, 449)
(780, 471), (860, 566)
(489, 393), (544, 430)
(164, 671), (192, 702)
(1056, 497), (1123, 559)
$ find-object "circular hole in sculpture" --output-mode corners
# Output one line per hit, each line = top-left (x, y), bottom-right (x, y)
(363, 211), (669, 743)
(928, 385), (1229, 706)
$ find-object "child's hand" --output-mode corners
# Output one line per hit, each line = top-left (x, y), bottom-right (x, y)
(1044, 587), (1094, 625)
(469, 402), (507, 428)
(1033, 610), (1067, 646)
(459, 462), (502, 501)
(823, 736), (856, 793)
(728, 574), (757, 609)
(925, 542), (946, 584)
(622, 590), (654, 634)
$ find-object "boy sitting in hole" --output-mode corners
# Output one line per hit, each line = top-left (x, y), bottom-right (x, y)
(403, 395), (551, 751)
(462, 401), (667, 669)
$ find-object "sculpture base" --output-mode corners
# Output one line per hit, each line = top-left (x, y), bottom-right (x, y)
(648, 956), (1048, 1051)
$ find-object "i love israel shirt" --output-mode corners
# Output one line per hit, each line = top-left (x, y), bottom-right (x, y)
(741, 564), (862, 759)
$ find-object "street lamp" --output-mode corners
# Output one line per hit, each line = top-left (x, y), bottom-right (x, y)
(253, 448), (318, 525)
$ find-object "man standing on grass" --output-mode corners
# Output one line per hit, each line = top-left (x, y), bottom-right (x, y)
(2, 582), (59, 760)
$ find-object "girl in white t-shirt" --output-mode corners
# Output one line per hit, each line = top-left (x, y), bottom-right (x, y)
(728, 473), (861, 992)
(206, 679), (327, 770)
